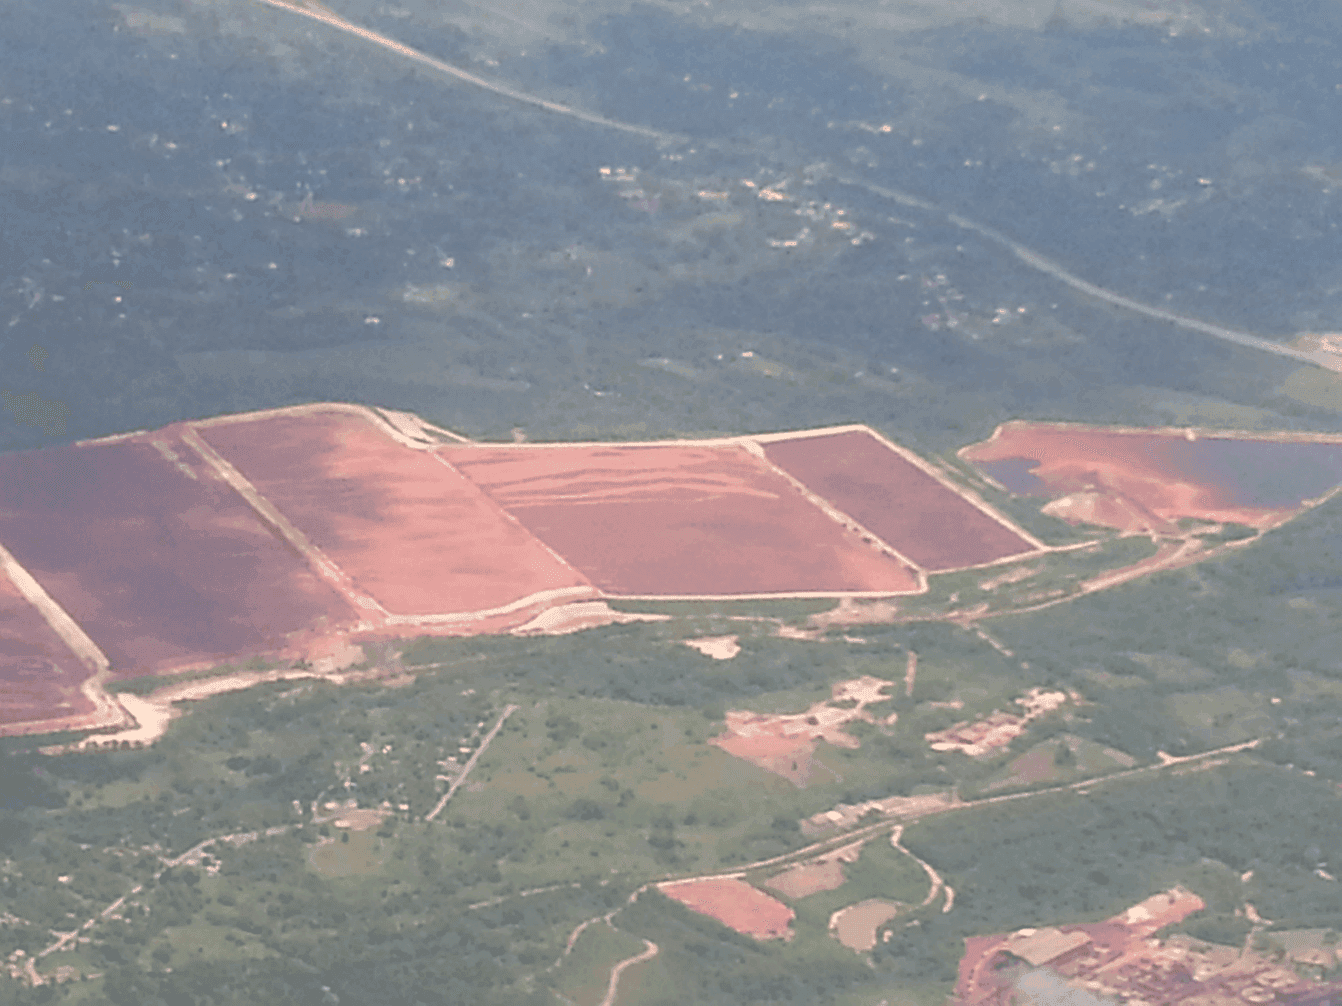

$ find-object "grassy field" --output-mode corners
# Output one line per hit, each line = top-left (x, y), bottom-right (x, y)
(548, 922), (648, 1006)
(753, 833), (934, 938)
(965, 735), (1139, 798)
(7, 587), (1342, 1005)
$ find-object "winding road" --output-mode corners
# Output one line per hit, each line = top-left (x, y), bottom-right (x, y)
(253, 0), (1342, 378)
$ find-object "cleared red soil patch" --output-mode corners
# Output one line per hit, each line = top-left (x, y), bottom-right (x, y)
(198, 411), (592, 615)
(762, 429), (1040, 571)
(0, 570), (97, 732)
(961, 422), (1342, 532)
(711, 727), (822, 787)
(658, 878), (795, 940)
(710, 676), (897, 786)
(0, 436), (353, 678)
(442, 443), (920, 596)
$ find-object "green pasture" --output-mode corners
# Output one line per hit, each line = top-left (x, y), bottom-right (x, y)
(1165, 687), (1274, 748)
(548, 922), (647, 1006)
(773, 834), (933, 937)
(967, 735), (1139, 797)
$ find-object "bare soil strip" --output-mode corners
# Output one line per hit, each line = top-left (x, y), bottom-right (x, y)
(599, 938), (658, 1006)
(424, 704), (519, 821)
(683, 635), (742, 659)
(513, 601), (672, 636)
(369, 407), (473, 446)
(255, 0), (680, 143)
(890, 825), (944, 909)
(382, 586), (601, 628)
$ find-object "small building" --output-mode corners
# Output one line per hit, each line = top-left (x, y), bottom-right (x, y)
(1002, 928), (1094, 968)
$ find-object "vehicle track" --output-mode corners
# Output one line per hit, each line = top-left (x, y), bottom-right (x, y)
(424, 703), (519, 821)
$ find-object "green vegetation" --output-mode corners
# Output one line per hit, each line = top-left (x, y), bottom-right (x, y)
(1193, 523), (1260, 544)
(549, 922), (647, 1006)
(613, 888), (876, 1006)
(876, 761), (1342, 993)
(765, 835), (933, 935)
(603, 597), (834, 623)
(6, 496), (1342, 1003)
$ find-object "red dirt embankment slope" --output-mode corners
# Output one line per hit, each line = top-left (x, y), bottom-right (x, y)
(657, 878), (795, 941)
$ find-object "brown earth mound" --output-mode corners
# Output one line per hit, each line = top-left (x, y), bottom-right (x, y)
(765, 860), (846, 899)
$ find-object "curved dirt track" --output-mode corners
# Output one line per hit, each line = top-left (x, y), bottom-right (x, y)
(598, 938), (658, 1006)
(254, 0), (682, 143)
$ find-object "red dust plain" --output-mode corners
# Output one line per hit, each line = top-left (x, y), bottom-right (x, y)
(197, 410), (592, 616)
(762, 429), (1041, 571)
(442, 443), (921, 597)
(0, 434), (354, 680)
(961, 422), (1342, 533)
(22, 408), (1326, 739)
(657, 878), (795, 941)
(0, 568), (97, 733)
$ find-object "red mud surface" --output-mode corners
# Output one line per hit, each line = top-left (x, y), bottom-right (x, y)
(442, 443), (920, 596)
(658, 878), (795, 940)
(762, 430), (1039, 571)
(962, 422), (1342, 532)
(0, 435), (354, 678)
(0, 568), (96, 731)
(199, 411), (591, 615)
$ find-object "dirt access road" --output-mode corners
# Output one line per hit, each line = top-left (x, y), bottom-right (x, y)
(424, 703), (519, 821)
(490, 735), (1271, 1003)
